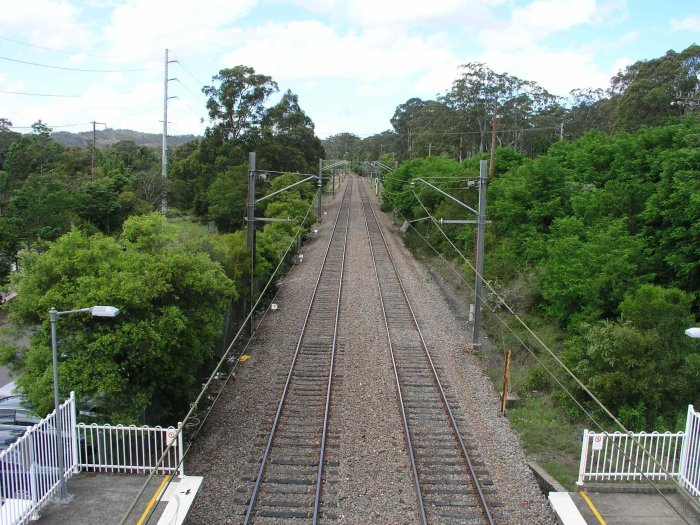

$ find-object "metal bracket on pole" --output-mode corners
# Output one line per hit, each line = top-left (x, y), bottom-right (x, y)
(411, 161), (490, 348)
(439, 219), (492, 225)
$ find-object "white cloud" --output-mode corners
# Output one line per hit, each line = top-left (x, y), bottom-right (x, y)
(479, 46), (612, 95)
(478, 0), (598, 49)
(414, 61), (463, 96)
(0, 0), (91, 49)
(671, 15), (700, 32)
(102, 0), (259, 63)
(221, 21), (457, 84)
(287, 0), (505, 27)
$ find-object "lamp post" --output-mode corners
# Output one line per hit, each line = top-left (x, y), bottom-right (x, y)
(49, 305), (119, 502)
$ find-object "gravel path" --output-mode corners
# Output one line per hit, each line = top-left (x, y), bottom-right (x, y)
(185, 176), (556, 524)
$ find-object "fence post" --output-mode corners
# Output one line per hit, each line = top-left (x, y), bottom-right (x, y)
(577, 429), (589, 488)
(27, 427), (39, 520)
(177, 422), (184, 478)
(70, 392), (80, 474)
(679, 404), (694, 491)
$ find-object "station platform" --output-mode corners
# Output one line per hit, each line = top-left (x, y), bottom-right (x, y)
(550, 489), (700, 524)
(32, 472), (202, 525)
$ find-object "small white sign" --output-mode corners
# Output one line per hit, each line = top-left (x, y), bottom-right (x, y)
(167, 429), (178, 447)
(592, 435), (603, 451)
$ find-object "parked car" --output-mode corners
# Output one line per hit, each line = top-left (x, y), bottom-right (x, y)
(0, 396), (41, 428)
(0, 424), (62, 500)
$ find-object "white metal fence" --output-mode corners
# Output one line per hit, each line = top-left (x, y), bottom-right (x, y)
(76, 422), (183, 475)
(0, 392), (182, 525)
(578, 430), (684, 484)
(578, 405), (700, 500)
(680, 405), (700, 497)
(0, 394), (78, 525)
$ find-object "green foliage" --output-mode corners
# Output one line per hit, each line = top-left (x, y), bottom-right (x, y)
(3, 215), (235, 424)
(207, 166), (248, 232)
(541, 217), (650, 328)
(8, 172), (77, 242)
(612, 45), (700, 131)
(562, 285), (698, 430)
(203, 65), (279, 141)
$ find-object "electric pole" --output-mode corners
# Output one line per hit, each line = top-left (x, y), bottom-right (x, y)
(162, 48), (177, 216)
(91, 121), (106, 176)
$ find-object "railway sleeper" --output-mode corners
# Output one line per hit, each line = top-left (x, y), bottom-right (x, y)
(427, 497), (480, 507)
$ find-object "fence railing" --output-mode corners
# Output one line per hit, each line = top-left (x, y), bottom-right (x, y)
(578, 404), (700, 500)
(0, 392), (182, 525)
(680, 405), (700, 497)
(76, 422), (183, 475)
(0, 393), (77, 525)
(578, 430), (685, 485)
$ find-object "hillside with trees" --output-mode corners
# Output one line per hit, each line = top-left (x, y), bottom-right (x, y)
(330, 44), (699, 164)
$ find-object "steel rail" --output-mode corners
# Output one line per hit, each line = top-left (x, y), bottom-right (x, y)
(359, 180), (495, 525)
(361, 185), (428, 524)
(313, 181), (351, 524)
(243, 180), (353, 524)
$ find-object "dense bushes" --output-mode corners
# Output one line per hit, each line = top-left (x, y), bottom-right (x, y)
(381, 117), (700, 430)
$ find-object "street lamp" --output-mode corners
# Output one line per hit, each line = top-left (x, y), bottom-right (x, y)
(49, 305), (119, 502)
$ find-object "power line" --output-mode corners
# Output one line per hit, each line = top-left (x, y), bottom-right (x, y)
(0, 89), (81, 98)
(0, 55), (156, 73)
(0, 35), (119, 58)
(174, 78), (206, 103)
(170, 53), (206, 87)
(10, 122), (93, 130)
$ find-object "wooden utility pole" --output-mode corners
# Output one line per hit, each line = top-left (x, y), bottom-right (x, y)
(501, 349), (512, 414)
(91, 121), (105, 176)
(488, 102), (498, 179)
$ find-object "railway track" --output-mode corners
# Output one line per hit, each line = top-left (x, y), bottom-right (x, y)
(242, 180), (353, 524)
(359, 181), (501, 525)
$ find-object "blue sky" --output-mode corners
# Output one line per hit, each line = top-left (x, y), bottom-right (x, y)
(1, 0), (697, 139)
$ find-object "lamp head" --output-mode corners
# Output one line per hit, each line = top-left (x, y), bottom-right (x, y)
(685, 327), (700, 339)
(91, 306), (120, 318)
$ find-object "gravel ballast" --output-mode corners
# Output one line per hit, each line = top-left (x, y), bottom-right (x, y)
(185, 176), (557, 524)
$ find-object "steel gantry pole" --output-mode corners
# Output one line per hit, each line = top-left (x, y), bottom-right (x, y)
(317, 158), (322, 221)
(247, 152), (256, 336)
(473, 160), (488, 345)
(413, 160), (489, 347)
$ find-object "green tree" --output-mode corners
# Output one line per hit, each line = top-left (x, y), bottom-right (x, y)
(8, 172), (76, 242)
(207, 166), (248, 232)
(541, 217), (650, 327)
(611, 45), (700, 131)
(2, 215), (235, 423)
(563, 285), (698, 429)
(203, 65), (279, 141)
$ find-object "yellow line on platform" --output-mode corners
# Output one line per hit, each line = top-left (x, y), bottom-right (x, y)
(137, 474), (171, 525)
(579, 489), (607, 525)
